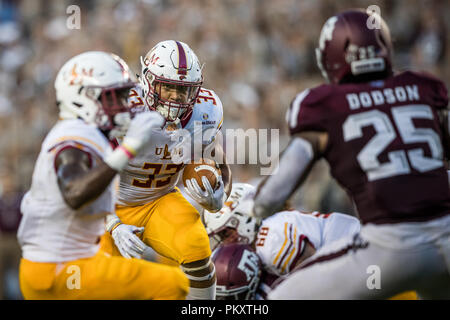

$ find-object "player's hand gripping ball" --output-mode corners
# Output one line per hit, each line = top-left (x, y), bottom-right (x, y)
(182, 158), (222, 192)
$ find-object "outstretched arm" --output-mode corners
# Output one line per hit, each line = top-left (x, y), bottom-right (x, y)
(215, 143), (232, 199)
(253, 131), (328, 219)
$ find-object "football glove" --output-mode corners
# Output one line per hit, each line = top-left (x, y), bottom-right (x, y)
(110, 223), (147, 259)
(184, 175), (226, 213)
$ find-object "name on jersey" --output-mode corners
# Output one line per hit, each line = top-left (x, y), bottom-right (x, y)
(346, 85), (419, 110)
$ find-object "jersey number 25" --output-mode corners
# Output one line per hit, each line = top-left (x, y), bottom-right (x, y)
(343, 104), (443, 181)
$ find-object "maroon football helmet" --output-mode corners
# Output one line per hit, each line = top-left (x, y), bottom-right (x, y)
(315, 9), (393, 84)
(212, 243), (262, 300)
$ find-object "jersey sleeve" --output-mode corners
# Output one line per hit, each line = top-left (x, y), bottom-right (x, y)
(431, 77), (448, 110)
(413, 71), (449, 110)
(47, 121), (110, 167)
(199, 88), (224, 146)
(255, 216), (307, 276)
(285, 86), (331, 136)
(127, 85), (146, 113)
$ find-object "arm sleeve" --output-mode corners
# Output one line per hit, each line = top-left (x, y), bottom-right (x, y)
(256, 218), (307, 276)
(428, 74), (448, 110)
(253, 137), (314, 219)
(202, 91), (224, 146)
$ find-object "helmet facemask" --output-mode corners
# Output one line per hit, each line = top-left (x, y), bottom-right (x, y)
(142, 69), (202, 122)
(209, 227), (245, 251)
(207, 213), (259, 251)
(84, 82), (135, 138)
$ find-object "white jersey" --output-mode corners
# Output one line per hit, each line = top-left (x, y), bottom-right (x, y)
(268, 214), (450, 300)
(254, 210), (360, 299)
(255, 210), (361, 277)
(17, 119), (115, 263)
(118, 86), (224, 205)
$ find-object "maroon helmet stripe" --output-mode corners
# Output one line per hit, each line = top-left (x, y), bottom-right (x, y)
(175, 41), (187, 75)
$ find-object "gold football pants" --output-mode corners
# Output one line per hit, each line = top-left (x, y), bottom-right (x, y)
(101, 188), (211, 265)
(19, 250), (189, 300)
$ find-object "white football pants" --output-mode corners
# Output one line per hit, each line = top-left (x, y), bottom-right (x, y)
(269, 214), (450, 300)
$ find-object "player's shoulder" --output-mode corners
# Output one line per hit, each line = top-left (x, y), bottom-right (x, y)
(256, 210), (305, 276)
(395, 70), (448, 107)
(192, 87), (223, 123)
(128, 85), (146, 111)
(45, 119), (110, 156)
(48, 119), (101, 139)
(286, 83), (340, 134)
(195, 87), (223, 111)
(289, 84), (335, 109)
(258, 211), (301, 247)
(396, 70), (446, 86)
(129, 84), (144, 96)
(262, 210), (298, 226)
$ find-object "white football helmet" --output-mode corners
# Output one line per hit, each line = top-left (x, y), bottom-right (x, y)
(139, 40), (203, 122)
(55, 51), (136, 138)
(204, 183), (260, 250)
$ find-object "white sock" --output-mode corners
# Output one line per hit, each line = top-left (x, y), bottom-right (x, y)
(186, 282), (216, 300)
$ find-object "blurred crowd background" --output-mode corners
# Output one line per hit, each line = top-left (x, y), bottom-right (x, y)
(0, 0), (448, 299)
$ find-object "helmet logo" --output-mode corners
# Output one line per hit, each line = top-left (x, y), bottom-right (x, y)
(69, 63), (93, 85)
(147, 53), (160, 65)
(318, 16), (338, 50)
(237, 250), (260, 281)
(222, 201), (234, 211)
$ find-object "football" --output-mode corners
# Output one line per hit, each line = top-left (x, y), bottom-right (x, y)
(182, 158), (221, 192)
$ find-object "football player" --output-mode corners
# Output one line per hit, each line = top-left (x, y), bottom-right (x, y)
(17, 51), (189, 300)
(100, 40), (232, 300)
(204, 183), (363, 299)
(251, 9), (450, 299)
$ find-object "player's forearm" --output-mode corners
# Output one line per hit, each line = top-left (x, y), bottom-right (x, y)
(219, 162), (232, 198)
(210, 142), (232, 198)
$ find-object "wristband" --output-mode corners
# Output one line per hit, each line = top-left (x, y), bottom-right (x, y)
(105, 214), (122, 233)
(104, 145), (135, 171)
(109, 222), (122, 234)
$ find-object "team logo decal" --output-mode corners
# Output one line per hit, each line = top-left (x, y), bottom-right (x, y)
(68, 63), (94, 85)
(318, 16), (338, 50)
(237, 250), (260, 281)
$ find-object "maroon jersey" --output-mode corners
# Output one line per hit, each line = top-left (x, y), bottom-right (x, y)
(287, 71), (450, 224)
